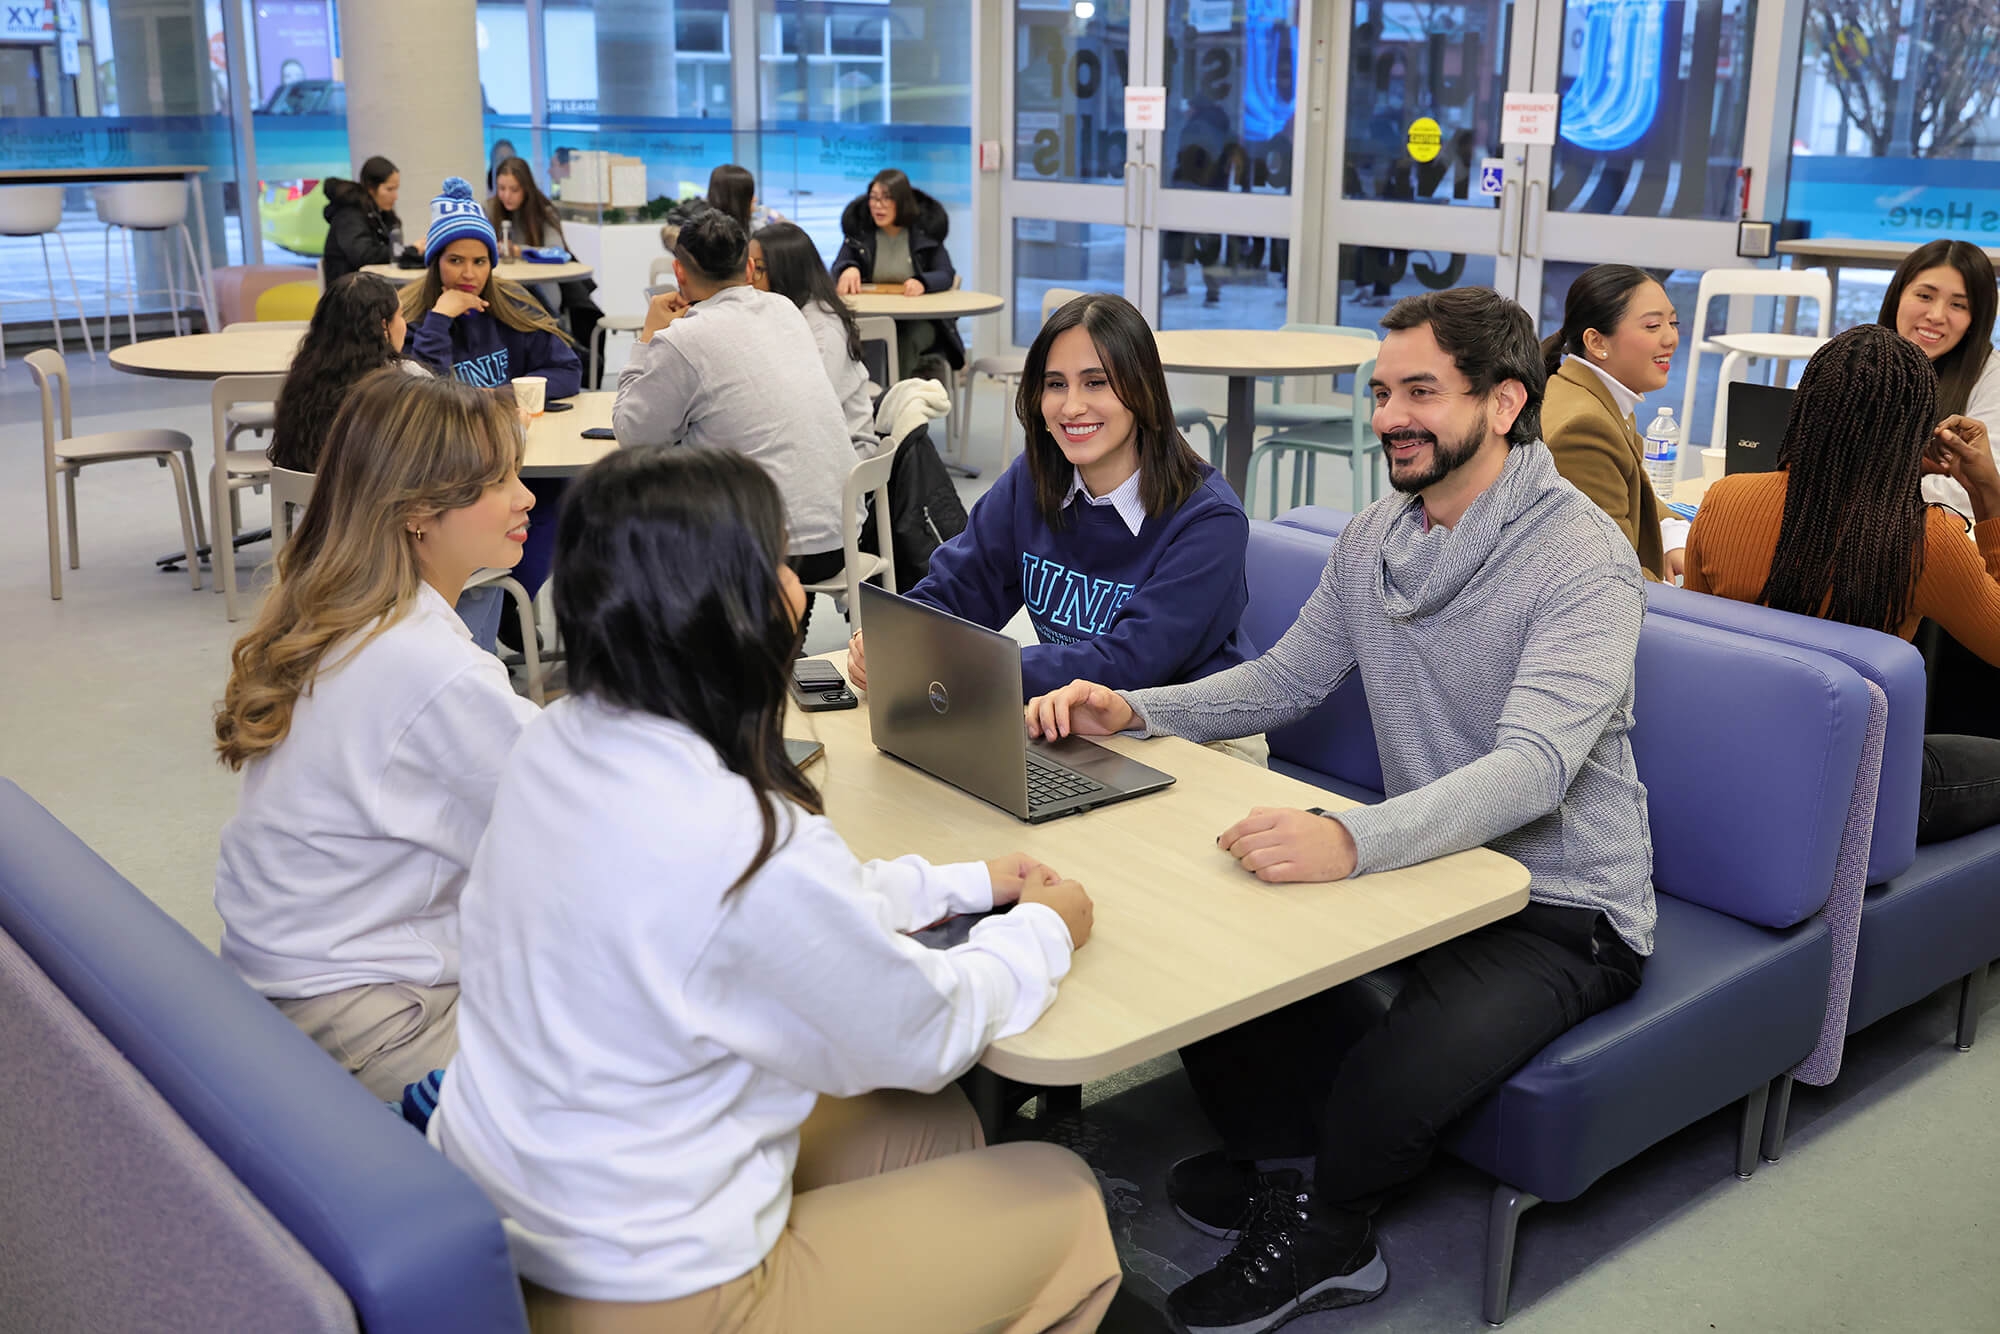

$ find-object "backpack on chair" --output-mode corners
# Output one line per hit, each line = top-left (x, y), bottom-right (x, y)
(863, 422), (967, 585)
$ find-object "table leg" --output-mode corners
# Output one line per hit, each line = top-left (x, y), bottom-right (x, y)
(967, 1066), (1008, 1141)
(1222, 374), (1258, 500)
(188, 170), (217, 331)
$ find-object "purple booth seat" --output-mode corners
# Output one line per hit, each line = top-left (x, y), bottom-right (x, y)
(1270, 504), (1355, 542)
(1645, 582), (2000, 1156)
(1238, 523), (1874, 1324)
(0, 781), (530, 1334)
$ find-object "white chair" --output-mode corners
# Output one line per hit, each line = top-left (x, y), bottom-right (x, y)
(960, 286), (1083, 469)
(589, 256), (677, 388)
(265, 466), (545, 704)
(210, 375), (285, 620)
(92, 181), (216, 345)
(1679, 268), (1832, 451)
(217, 322), (306, 447)
(0, 185), (95, 368)
(800, 443), (900, 625)
(26, 348), (201, 600)
(857, 315), (900, 389)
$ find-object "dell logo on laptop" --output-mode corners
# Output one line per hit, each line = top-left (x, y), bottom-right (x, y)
(928, 681), (950, 714)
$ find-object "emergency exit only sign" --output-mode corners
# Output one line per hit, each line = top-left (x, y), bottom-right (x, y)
(1501, 93), (1560, 146)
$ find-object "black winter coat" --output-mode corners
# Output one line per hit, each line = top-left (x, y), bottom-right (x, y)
(830, 187), (963, 369)
(321, 178), (401, 286)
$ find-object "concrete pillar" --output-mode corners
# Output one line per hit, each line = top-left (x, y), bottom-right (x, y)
(339, 0), (486, 230)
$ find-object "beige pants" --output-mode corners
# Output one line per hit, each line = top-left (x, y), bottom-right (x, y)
(1206, 732), (1271, 767)
(523, 1087), (1121, 1334)
(273, 981), (459, 1101)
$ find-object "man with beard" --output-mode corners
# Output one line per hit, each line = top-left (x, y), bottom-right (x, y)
(1024, 286), (1654, 1334)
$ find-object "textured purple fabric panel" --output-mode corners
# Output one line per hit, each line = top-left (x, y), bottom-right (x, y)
(1793, 680), (1887, 1087)
(0, 931), (358, 1334)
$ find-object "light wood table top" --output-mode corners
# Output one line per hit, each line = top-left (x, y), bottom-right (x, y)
(1153, 328), (1379, 378)
(0, 165), (208, 183)
(785, 659), (1531, 1086)
(523, 391), (617, 476)
(363, 261), (595, 286)
(109, 329), (303, 379)
(843, 289), (1005, 319)
(1778, 238), (2000, 268)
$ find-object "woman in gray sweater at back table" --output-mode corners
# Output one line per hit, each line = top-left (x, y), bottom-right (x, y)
(751, 221), (882, 459)
(614, 208), (855, 627)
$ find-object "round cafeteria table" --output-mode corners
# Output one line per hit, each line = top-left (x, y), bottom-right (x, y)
(107, 329), (304, 380)
(841, 288), (1006, 319)
(523, 391), (619, 478)
(362, 261), (594, 286)
(1151, 328), (1381, 501)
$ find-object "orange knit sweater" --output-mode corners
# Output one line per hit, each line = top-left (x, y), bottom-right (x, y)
(1684, 471), (2000, 662)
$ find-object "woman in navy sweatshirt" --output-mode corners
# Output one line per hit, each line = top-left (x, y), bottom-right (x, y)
(401, 177), (580, 633)
(848, 291), (1252, 700)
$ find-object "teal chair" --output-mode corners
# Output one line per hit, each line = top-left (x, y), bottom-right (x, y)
(1254, 322), (1380, 431)
(1246, 354), (1381, 517)
(1177, 404), (1223, 466)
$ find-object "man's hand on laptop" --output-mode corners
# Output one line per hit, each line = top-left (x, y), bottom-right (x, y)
(1025, 680), (1134, 740)
(1218, 807), (1357, 884)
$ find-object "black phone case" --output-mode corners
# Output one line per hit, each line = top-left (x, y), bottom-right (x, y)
(790, 664), (858, 712)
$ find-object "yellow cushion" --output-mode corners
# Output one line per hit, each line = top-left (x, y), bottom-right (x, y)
(254, 282), (320, 322)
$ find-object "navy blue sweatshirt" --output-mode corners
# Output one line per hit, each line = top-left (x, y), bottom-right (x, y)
(410, 304), (581, 399)
(906, 454), (1254, 698)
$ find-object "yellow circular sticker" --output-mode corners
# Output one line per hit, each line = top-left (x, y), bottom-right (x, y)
(1407, 117), (1442, 164)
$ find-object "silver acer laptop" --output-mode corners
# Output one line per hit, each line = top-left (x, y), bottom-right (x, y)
(858, 584), (1175, 823)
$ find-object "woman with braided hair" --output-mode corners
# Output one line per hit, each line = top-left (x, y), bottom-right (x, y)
(1686, 322), (2000, 842)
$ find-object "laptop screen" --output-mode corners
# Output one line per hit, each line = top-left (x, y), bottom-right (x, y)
(1724, 382), (1793, 475)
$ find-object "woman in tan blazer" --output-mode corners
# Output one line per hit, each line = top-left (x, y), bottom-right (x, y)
(1540, 264), (1683, 581)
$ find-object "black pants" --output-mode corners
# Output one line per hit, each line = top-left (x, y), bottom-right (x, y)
(1919, 734), (2000, 843)
(1179, 902), (1643, 1217)
(788, 548), (847, 641)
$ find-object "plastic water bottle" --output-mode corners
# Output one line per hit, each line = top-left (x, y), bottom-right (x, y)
(1643, 407), (1680, 495)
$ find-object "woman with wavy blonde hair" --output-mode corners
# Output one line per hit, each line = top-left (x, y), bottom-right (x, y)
(213, 367), (540, 1098)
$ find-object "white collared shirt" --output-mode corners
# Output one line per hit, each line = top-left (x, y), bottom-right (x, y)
(1566, 355), (1689, 551)
(214, 582), (539, 998)
(1064, 466), (1147, 536)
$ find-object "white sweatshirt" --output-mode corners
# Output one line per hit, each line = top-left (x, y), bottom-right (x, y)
(429, 694), (1073, 1302)
(214, 583), (538, 998)
(1927, 350), (2000, 518)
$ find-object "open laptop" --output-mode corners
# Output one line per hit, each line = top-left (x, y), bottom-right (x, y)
(1724, 382), (1793, 475)
(858, 584), (1176, 823)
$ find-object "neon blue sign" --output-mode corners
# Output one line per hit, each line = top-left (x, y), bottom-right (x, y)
(1559, 0), (1665, 153)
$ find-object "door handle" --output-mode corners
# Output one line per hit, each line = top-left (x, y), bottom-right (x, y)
(1498, 179), (1519, 257)
(1144, 161), (1159, 231)
(1524, 181), (1546, 259)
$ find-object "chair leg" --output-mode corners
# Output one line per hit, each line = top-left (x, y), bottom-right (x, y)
(588, 324), (602, 390)
(179, 223), (213, 330)
(39, 235), (65, 358)
(1482, 1184), (1540, 1326)
(161, 451), (201, 590)
(100, 222), (114, 349)
(211, 459), (237, 616)
(1736, 1079), (1770, 1180)
(63, 471), (80, 569)
(54, 230), (96, 361)
(1351, 444), (1367, 509)
(1958, 963), (1988, 1051)
(496, 575), (545, 705)
(1761, 1073), (1793, 1162)
(45, 461), (62, 600)
(122, 228), (138, 348)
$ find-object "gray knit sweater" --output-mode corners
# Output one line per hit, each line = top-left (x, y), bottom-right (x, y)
(1126, 442), (1657, 953)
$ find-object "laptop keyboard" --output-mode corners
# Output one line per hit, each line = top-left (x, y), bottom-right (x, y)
(1026, 751), (1108, 811)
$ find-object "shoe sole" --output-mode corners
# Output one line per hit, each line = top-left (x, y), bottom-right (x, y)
(1172, 1252), (1389, 1334)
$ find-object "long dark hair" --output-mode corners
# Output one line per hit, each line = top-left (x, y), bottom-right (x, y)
(269, 272), (407, 472)
(1878, 239), (1998, 419)
(754, 221), (863, 363)
(1016, 292), (1205, 525)
(487, 157), (561, 248)
(707, 163), (755, 232)
(1760, 324), (1933, 634)
(867, 168), (917, 230)
(554, 448), (821, 892)
(1541, 264), (1659, 377)
(358, 155), (397, 197)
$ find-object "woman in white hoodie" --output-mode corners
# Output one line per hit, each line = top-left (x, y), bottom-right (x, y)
(213, 368), (538, 1098)
(430, 447), (1120, 1333)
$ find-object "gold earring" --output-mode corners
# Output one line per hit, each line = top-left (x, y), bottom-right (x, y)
(414, 529), (425, 540)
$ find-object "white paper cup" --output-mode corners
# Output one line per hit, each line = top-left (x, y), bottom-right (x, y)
(511, 376), (547, 416)
(1701, 446), (1726, 480)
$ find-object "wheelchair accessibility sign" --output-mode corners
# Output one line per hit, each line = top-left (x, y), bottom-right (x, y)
(1479, 159), (1506, 197)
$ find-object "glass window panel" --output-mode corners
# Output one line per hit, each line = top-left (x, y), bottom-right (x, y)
(551, 0), (732, 121)
(1786, 0), (2000, 243)
(756, 1), (972, 270)
(1550, 0), (1757, 220)
(1335, 244), (1496, 326)
(1159, 229), (1288, 330)
(1014, 0), (1130, 185)
(1013, 218), (1125, 344)
(1343, 0), (1512, 208)
(1162, 0), (1300, 197)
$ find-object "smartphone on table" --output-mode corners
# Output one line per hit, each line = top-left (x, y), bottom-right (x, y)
(790, 657), (858, 711)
